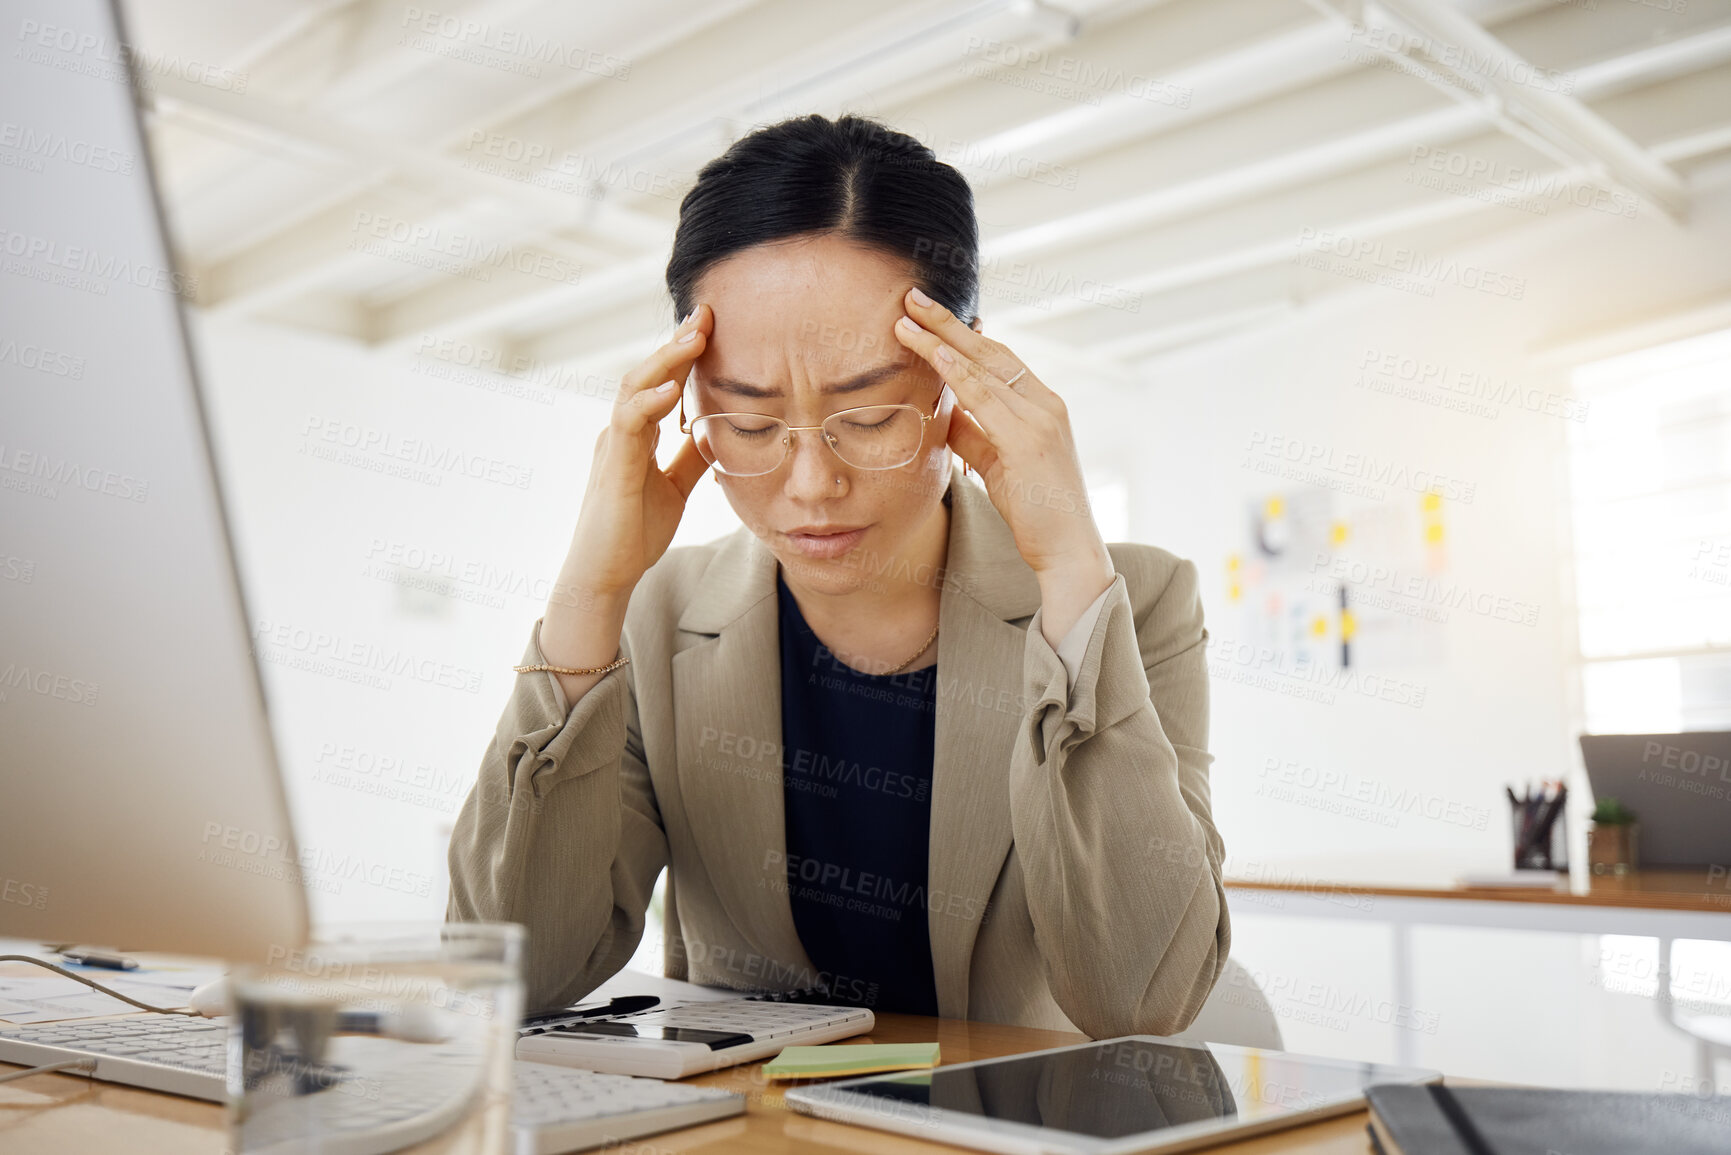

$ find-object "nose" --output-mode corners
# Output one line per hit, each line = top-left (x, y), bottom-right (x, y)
(783, 424), (846, 501)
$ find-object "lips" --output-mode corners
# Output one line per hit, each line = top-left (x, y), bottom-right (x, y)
(784, 525), (868, 559)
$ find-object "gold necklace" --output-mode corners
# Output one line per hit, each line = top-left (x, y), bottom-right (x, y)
(880, 621), (939, 675)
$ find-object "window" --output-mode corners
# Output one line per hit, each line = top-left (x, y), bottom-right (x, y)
(1569, 328), (1731, 733)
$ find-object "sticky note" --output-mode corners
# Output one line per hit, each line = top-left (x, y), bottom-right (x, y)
(761, 1041), (940, 1080)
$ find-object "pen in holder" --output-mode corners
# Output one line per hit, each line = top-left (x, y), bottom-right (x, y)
(1508, 782), (1568, 872)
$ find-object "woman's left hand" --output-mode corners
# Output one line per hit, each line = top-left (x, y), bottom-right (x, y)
(894, 287), (1115, 616)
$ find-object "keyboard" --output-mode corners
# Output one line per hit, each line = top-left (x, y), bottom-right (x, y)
(516, 997), (874, 1079)
(0, 1014), (743, 1155)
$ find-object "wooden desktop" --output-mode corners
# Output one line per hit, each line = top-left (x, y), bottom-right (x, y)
(1227, 865), (1731, 914)
(10, 869), (1719, 1151)
(0, 1011), (1394, 1154)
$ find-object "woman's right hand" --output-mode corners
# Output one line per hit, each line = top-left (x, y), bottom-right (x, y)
(538, 306), (713, 704)
(564, 305), (714, 600)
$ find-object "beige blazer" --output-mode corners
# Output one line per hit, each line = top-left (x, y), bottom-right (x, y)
(447, 462), (1230, 1039)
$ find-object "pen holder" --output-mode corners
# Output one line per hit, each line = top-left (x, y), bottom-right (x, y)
(1510, 797), (1568, 872)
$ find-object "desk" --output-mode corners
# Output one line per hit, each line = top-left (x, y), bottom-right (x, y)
(0, 1013), (1396, 1154)
(1227, 867), (1731, 932)
(1224, 867), (1731, 1071)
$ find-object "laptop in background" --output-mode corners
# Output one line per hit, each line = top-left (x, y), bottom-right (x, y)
(1579, 732), (1731, 867)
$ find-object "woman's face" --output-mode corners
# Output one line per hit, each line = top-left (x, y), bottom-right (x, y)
(686, 233), (959, 596)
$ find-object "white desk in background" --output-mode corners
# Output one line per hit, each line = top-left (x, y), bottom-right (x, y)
(1224, 859), (1731, 1073)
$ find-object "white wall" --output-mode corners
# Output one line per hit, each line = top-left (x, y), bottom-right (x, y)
(1127, 232), (1581, 880)
(190, 309), (743, 925)
(1125, 168), (1731, 878)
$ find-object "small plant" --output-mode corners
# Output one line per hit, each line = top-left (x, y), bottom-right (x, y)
(1590, 797), (1636, 826)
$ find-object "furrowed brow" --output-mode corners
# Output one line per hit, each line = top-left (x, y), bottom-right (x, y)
(708, 362), (907, 399)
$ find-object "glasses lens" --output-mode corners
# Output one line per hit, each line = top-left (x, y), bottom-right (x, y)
(824, 405), (923, 470)
(690, 414), (786, 476)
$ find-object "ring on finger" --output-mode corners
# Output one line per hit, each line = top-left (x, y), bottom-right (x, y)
(1003, 367), (1027, 387)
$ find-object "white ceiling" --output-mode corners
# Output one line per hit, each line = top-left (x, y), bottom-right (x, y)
(122, 0), (1731, 382)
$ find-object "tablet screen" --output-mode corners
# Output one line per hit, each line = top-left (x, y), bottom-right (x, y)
(831, 1037), (1420, 1140)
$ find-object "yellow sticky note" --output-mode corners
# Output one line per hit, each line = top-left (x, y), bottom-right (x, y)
(761, 1042), (940, 1081)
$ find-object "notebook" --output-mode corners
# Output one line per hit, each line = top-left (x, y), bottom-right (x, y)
(1365, 1083), (1731, 1155)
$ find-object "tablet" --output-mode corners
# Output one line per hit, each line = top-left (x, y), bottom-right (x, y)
(784, 1035), (1440, 1155)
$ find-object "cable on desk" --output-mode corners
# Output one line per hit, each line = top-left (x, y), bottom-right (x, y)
(0, 955), (197, 1016)
(0, 1059), (98, 1086)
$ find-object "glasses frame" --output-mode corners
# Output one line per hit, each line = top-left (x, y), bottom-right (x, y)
(677, 386), (943, 477)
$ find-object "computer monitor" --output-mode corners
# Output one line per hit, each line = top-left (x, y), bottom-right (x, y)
(0, 0), (308, 960)
(1579, 732), (1731, 868)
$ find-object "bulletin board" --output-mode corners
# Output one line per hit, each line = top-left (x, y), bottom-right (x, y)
(1227, 488), (1449, 671)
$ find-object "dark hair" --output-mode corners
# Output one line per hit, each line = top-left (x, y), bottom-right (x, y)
(666, 114), (979, 325)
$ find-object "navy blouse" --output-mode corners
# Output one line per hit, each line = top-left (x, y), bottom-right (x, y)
(775, 570), (940, 1016)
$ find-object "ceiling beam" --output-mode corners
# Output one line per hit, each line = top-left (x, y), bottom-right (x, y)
(175, 0), (1059, 327)
(1314, 0), (1690, 219)
(981, 19), (1731, 269)
(156, 0), (1731, 382)
(147, 70), (668, 313)
(418, 3), (1731, 351)
(992, 116), (1731, 332)
(364, 9), (1389, 345)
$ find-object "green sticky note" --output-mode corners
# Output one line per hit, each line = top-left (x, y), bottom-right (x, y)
(761, 1041), (940, 1081)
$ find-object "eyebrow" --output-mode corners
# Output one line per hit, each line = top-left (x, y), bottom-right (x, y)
(707, 362), (907, 399)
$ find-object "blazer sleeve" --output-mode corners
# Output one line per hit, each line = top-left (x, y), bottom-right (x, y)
(1009, 555), (1229, 1039)
(445, 619), (668, 1014)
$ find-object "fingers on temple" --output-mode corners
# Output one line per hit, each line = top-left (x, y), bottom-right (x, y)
(904, 289), (1021, 377)
(618, 308), (710, 431)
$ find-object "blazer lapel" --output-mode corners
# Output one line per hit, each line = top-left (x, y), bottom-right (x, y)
(673, 528), (815, 977)
(928, 465), (1043, 1020)
(671, 463), (1041, 1014)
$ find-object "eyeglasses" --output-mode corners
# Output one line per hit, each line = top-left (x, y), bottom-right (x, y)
(678, 388), (941, 477)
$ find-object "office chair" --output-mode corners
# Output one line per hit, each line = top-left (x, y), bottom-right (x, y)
(664, 874), (1285, 1049)
(1172, 957), (1285, 1050)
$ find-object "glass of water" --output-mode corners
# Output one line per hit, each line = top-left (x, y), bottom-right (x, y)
(226, 921), (524, 1155)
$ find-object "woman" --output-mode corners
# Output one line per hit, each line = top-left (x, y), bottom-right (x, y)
(447, 114), (1229, 1040)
